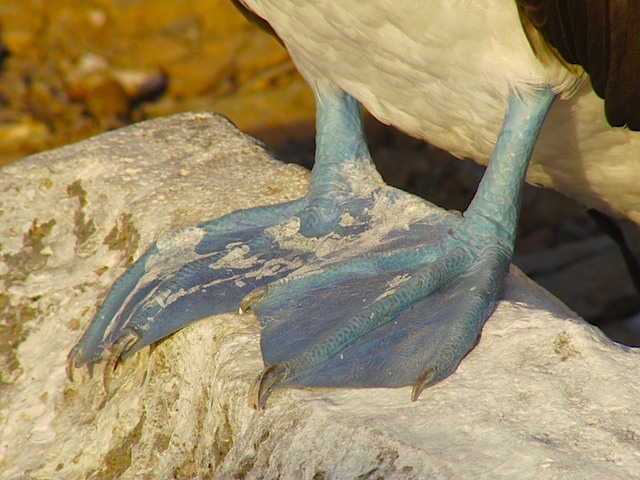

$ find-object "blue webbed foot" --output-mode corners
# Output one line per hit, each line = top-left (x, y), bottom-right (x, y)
(249, 201), (512, 407)
(69, 87), (556, 408)
(68, 196), (311, 368)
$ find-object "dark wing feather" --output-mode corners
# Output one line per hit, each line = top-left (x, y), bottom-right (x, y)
(518, 0), (640, 130)
(230, 0), (284, 45)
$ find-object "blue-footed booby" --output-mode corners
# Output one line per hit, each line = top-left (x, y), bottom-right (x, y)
(69, 1), (640, 407)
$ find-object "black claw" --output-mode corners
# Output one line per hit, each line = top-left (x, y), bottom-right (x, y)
(411, 365), (437, 402)
(240, 286), (269, 314)
(103, 353), (120, 395)
(66, 344), (97, 382)
(66, 346), (80, 382)
(102, 330), (140, 394)
(254, 363), (290, 409)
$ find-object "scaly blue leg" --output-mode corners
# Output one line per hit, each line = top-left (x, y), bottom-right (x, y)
(69, 86), (555, 409)
(249, 87), (556, 406)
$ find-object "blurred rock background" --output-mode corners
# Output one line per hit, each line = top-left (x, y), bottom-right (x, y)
(1, 0), (639, 343)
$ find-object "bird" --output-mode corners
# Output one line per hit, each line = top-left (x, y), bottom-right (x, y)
(69, 0), (640, 407)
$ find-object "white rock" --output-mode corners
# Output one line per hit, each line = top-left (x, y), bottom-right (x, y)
(1, 113), (639, 479)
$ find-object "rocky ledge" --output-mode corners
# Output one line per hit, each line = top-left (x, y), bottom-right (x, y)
(1, 113), (639, 479)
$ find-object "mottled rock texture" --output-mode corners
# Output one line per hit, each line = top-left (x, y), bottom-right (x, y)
(1, 114), (639, 479)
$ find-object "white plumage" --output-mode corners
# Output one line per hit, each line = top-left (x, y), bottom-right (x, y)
(242, 0), (640, 224)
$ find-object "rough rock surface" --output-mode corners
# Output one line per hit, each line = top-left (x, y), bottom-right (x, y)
(1, 113), (639, 479)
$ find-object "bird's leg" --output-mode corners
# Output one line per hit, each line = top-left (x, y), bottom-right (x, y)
(251, 87), (556, 407)
(69, 85), (556, 410)
(299, 91), (385, 236)
(463, 89), (556, 255)
(68, 89), (388, 370)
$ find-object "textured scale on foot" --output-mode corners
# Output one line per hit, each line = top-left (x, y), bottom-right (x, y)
(69, 0), (640, 407)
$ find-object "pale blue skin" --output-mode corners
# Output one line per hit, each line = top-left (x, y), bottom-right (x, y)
(69, 86), (555, 407)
